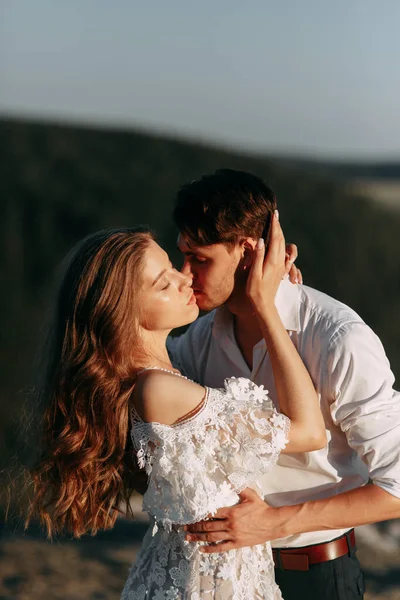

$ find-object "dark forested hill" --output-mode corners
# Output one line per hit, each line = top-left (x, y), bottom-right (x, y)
(1, 116), (399, 476)
(274, 156), (400, 181)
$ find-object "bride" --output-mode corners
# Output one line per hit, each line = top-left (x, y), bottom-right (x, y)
(27, 214), (326, 599)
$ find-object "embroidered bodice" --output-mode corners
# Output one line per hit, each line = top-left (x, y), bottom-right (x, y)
(121, 376), (290, 600)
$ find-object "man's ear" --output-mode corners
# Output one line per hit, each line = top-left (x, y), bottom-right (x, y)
(241, 238), (258, 268)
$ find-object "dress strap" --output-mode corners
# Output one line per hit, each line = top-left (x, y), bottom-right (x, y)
(172, 395), (206, 425)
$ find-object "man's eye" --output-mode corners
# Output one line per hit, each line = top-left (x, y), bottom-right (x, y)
(194, 256), (207, 263)
(161, 283), (170, 290)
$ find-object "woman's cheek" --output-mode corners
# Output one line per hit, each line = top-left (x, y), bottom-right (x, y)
(158, 292), (173, 304)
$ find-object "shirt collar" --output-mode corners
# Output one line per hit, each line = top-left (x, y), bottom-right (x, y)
(213, 278), (300, 337)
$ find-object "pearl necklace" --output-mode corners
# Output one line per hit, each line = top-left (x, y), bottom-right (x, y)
(137, 366), (190, 381)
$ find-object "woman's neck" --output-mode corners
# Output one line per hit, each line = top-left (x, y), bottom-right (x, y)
(137, 329), (176, 371)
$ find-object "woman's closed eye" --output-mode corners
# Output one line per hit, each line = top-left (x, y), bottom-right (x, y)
(159, 265), (184, 290)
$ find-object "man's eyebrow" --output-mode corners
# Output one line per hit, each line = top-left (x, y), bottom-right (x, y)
(177, 239), (207, 255)
(176, 247), (208, 258)
(152, 268), (167, 287)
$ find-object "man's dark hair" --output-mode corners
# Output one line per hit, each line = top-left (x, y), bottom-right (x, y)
(173, 169), (277, 246)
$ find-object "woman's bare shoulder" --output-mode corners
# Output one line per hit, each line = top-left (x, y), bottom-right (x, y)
(132, 370), (206, 425)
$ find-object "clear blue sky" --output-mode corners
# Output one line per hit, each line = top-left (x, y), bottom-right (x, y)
(1, 0), (399, 158)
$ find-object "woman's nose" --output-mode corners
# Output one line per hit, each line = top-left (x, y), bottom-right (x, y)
(179, 271), (193, 288)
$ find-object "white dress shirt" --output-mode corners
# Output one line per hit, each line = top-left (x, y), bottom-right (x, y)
(168, 279), (400, 548)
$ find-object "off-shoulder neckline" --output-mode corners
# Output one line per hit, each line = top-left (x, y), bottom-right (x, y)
(131, 367), (211, 430)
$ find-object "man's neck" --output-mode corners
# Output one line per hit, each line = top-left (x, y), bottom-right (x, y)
(226, 297), (264, 370)
(232, 310), (262, 342)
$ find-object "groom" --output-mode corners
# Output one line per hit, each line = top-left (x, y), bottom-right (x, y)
(168, 169), (400, 600)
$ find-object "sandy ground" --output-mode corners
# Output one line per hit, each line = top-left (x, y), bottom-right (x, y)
(1, 510), (399, 600)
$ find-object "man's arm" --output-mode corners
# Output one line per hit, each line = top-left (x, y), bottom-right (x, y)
(185, 483), (400, 552)
(277, 482), (400, 536)
(185, 321), (400, 551)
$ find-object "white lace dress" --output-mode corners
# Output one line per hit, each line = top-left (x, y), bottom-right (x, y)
(121, 376), (290, 600)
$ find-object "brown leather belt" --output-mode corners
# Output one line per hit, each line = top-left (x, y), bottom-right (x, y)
(272, 529), (356, 571)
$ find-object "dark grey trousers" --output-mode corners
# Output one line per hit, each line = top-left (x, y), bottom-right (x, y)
(274, 536), (365, 600)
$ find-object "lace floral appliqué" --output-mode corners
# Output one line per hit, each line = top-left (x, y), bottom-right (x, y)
(121, 377), (289, 600)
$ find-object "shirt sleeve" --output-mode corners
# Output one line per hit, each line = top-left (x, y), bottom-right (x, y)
(327, 321), (400, 498)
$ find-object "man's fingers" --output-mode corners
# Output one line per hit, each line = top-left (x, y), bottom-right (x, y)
(238, 487), (260, 502)
(185, 518), (227, 534)
(211, 507), (231, 520)
(199, 541), (237, 554)
(186, 531), (229, 543)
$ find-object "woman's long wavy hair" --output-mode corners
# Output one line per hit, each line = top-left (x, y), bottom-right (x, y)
(26, 227), (155, 538)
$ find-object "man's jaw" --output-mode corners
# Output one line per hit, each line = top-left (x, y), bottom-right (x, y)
(194, 293), (225, 313)
(193, 289), (205, 305)
(193, 290), (213, 312)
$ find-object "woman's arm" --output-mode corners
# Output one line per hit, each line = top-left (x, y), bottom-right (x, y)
(246, 212), (326, 453)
